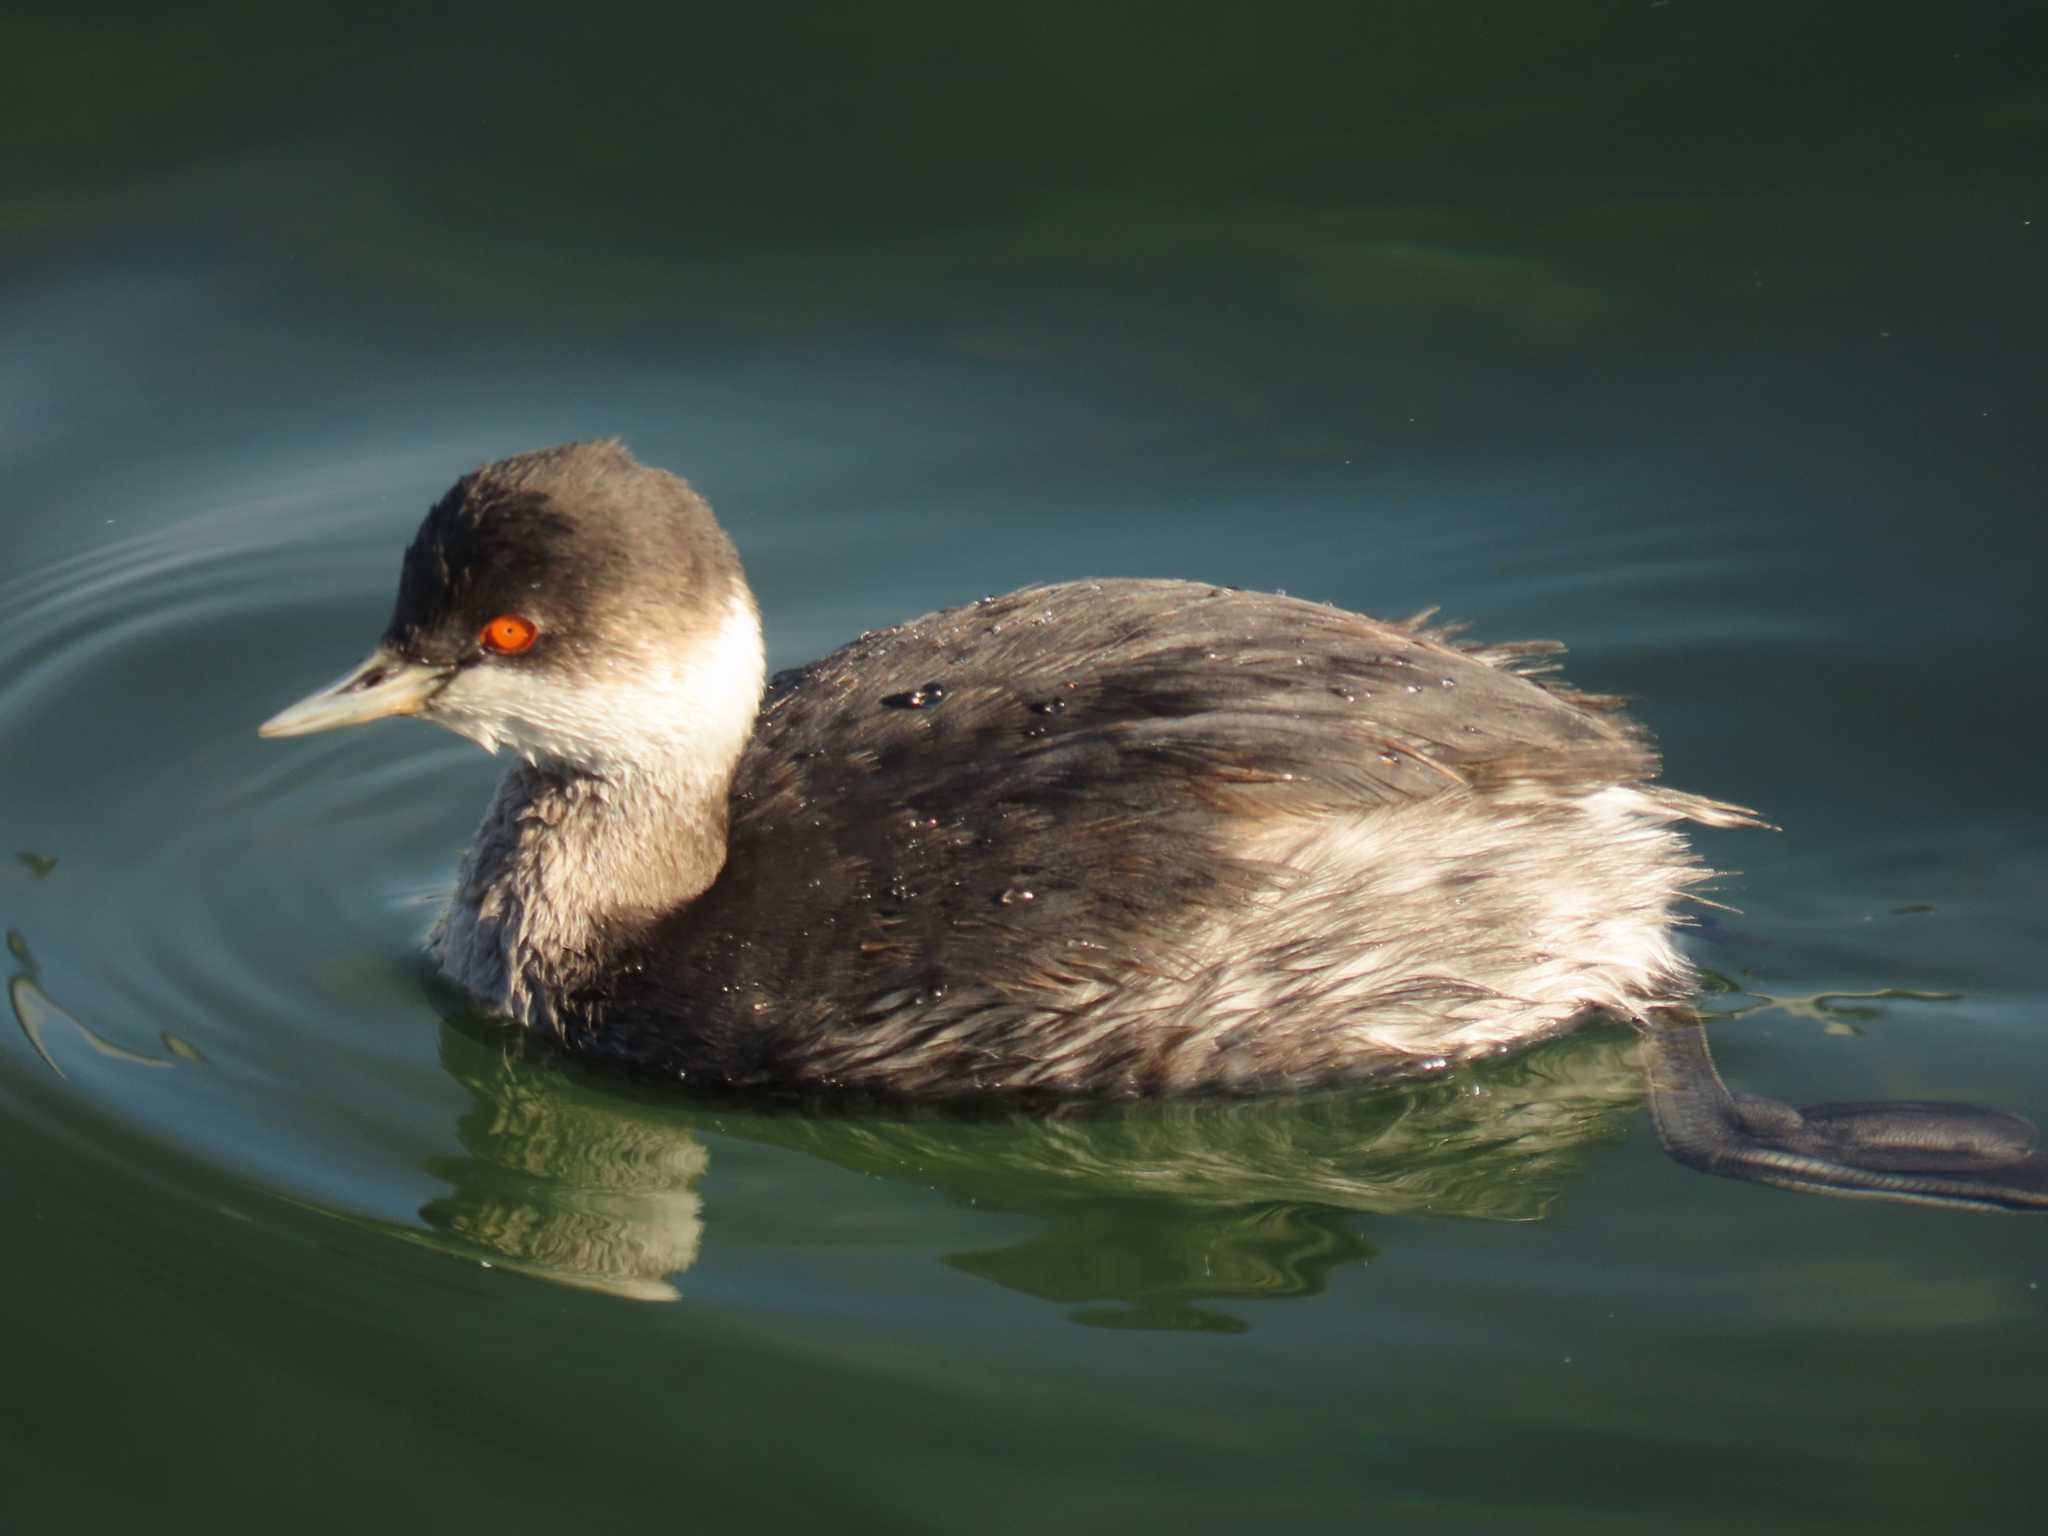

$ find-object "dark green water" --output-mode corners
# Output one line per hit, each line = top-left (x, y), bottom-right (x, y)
(5, 4), (2046, 1531)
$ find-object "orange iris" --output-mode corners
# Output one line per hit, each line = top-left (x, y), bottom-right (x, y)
(481, 614), (539, 654)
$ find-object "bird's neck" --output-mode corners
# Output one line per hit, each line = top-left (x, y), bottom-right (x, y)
(435, 760), (735, 1034)
(433, 591), (767, 1035)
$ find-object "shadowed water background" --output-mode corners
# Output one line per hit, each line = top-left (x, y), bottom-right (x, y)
(3, 4), (2046, 1531)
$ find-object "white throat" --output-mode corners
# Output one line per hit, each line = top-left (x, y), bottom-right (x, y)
(432, 589), (766, 789)
(428, 589), (767, 1033)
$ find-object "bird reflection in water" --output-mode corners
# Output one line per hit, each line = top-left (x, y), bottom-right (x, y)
(12, 936), (2039, 1324)
(421, 1016), (1651, 1326)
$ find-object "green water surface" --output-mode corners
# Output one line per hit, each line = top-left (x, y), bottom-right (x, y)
(3, 4), (2045, 1532)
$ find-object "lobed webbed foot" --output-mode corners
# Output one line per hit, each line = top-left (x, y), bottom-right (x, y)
(1638, 1013), (2048, 1212)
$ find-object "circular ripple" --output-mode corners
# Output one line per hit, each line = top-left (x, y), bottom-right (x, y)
(0, 487), (489, 1221)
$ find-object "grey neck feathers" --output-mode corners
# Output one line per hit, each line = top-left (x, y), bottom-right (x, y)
(430, 583), (767, 1036)
(433, 760), (732, 1036)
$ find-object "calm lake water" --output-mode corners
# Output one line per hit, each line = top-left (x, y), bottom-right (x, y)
(5, 5), (2045, 1531)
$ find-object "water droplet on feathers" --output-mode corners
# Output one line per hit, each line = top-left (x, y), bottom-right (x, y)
(882, 681), (947, 709)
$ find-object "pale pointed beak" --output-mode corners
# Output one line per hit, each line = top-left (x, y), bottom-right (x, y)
(258, 646), (453, 738)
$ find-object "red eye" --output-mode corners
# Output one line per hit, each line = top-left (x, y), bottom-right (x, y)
(481, 614), (539, 654)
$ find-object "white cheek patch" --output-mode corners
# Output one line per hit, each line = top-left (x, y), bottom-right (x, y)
(427, 591), (766, 784)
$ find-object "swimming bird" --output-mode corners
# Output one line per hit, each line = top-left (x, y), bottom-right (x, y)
(260, 440), (2048, 1210)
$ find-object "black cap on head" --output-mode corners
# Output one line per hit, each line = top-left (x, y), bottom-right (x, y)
(383, 439), (744, 669)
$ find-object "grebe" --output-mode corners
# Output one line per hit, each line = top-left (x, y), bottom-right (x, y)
(260, 440), (2047, 1210)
